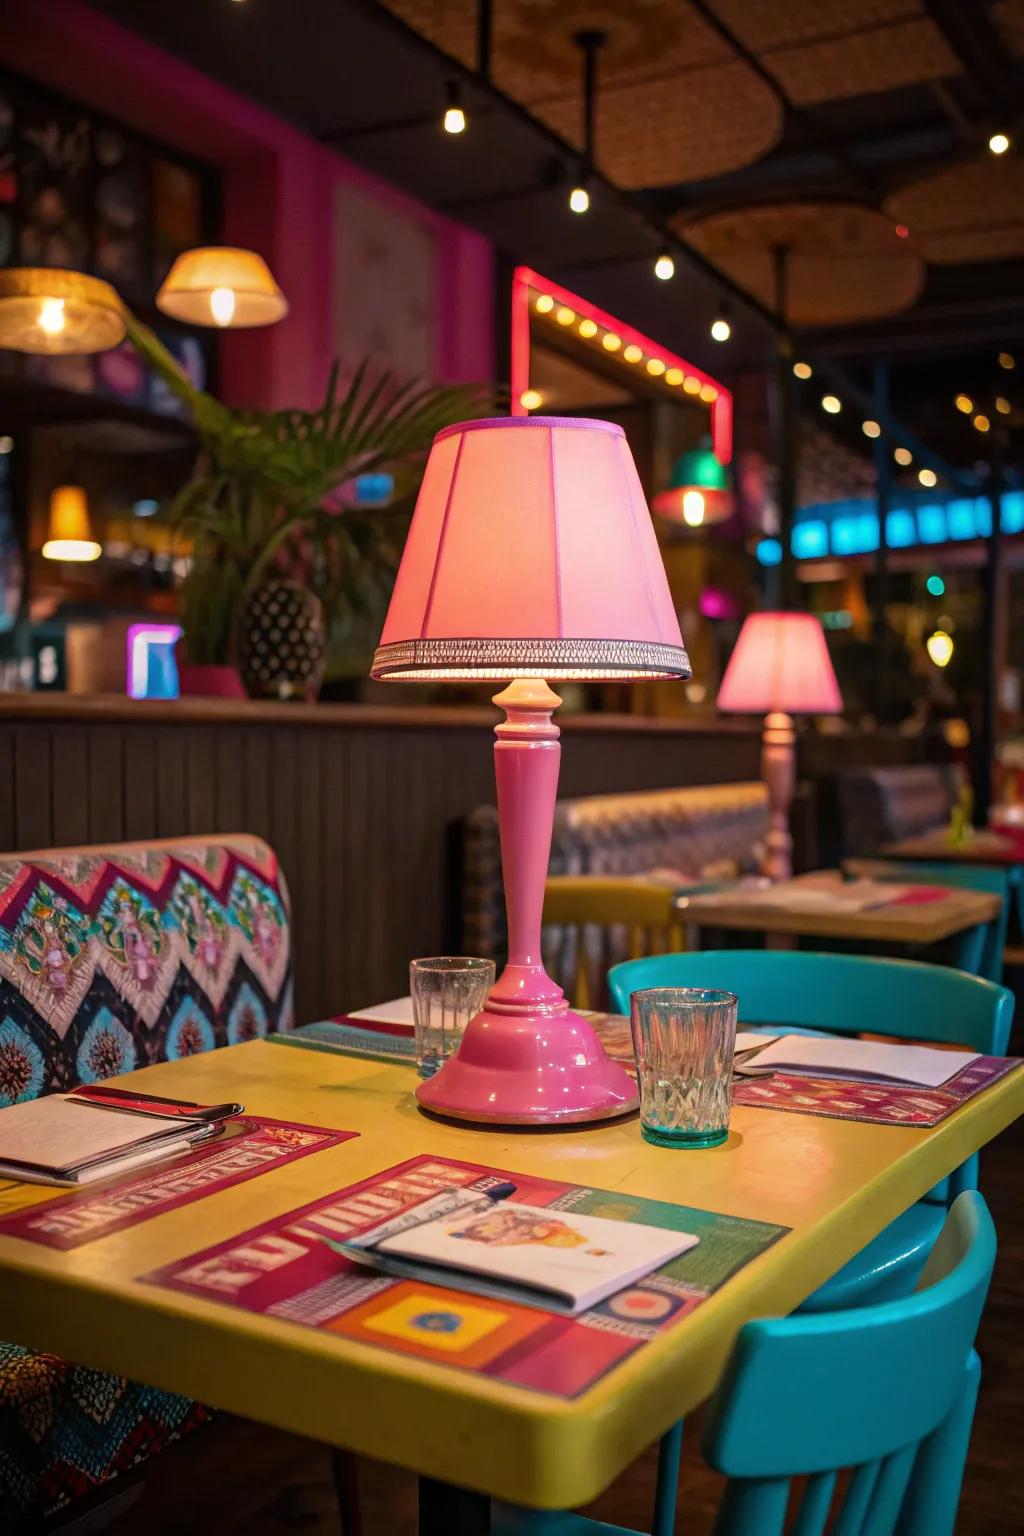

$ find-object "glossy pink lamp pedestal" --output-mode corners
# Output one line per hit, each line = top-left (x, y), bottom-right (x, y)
(416, 681), (639, 1125)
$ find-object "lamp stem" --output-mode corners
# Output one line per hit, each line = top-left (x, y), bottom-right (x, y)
(761, 709), (795, 881)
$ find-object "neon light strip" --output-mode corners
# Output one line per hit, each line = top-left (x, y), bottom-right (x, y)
(511, 265), (733, 465)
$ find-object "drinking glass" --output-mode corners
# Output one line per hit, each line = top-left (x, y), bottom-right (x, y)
(629, 987), (738, 1148)
(410, 957), (495, 1079)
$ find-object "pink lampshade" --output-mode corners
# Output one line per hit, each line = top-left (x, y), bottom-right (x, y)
(718, 611), (842, 714)
(371, 416), (691, 680)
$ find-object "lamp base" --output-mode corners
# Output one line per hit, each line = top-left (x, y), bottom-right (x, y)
(415, 1004), (639, 1126)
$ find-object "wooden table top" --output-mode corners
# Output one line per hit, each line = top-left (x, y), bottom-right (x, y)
(1, 1041), (1021, 1509)
(882, 829), (1024, 867)
(675, 870), (1001, 944)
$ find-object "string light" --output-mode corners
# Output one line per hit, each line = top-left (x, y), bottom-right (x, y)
(793, 361), (812, 379)
(821, 395), (841, 414)
(569, 184), (590, 214)
(955, 394), (973, 414)
(622, 344), (642, 363)
(665, 368), (684, 386)
(520, 389), (543, 411)
(894, 224), (910, 240)
(443, 81), (467, 135)
(926, 631), (954, 667)
(989, 132), (1011, 155)
(999, 353), (1016, 370)
(862, 420), (881, 438)
(654, 251), (675, 281)
(683, 376), (702, 395)
(974, 414), (990, 433)
(996, 396), (1011, 415)
(918, 467), (938, 487)
(894, 447), (913, 466)
(646, 358), (666, 376)
(602, 333), (621, 352)
(710, 317), (731, 342)
(535, 294), (554, 313)
(555, 306), (575, 326)
(578, 318), (597, 338)
(699, 382), (718, 402)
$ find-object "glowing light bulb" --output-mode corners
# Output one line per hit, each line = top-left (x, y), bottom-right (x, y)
(38, 297), (66, 336)
(973, 413), (990, 433)
(999, 352), (1015, 370)
(682, 491), (705, 527)
(623, 344), (643, 363)
(894, 223), (910, 239)
(894, 447), (913, 466)
(996, 396), (1011, 415)
(793, 361), (812, 379)
(989, 132), (1010, 155)
(555, 306), (575, 326)
(646, 358), (666, 376)
(578, 318), (597, 338)
(535, 294), (554, 313)
(927, 631), (954, 668)
(665, 368), (684, 386)
(654, 252), (675, 281)
(569, 185), (590, 214)
(821, 394), (841, 414)
(520, 389), (543, 411)
(710, 318), (731, 342)
(955, 394), (973, 414)
(683, 376), (701, 395)
(862, 420), (881, 438)
(918, 467), (938, 487)
(926, 574), (945, 597)
(443, 105), (467, 134)
(602, 333), (621, 352)
(699, 382), (718, 402)
(210, 287), (236, 326)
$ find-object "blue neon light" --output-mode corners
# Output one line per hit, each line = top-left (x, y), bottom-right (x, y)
(756, 538), (783, 566)
(792, 521), (829, 559)
(917, 504), (947, 544)
(1002, 491), (1024, 534)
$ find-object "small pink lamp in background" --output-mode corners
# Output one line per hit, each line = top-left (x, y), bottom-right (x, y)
(717, 611), (842, 881)
(372, 416), (691, 1125)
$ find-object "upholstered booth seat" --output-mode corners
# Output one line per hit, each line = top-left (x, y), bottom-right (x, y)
(463, 782), (769, 1000)
(0, 835), (292, 1529)
(837, 763), (961, 856)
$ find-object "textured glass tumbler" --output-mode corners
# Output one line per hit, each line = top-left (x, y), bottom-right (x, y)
(410, 957), (496, 1079)
(630, 987), (738, 1148)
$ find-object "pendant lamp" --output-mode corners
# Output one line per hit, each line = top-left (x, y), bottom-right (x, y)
(156, 247), (288, 329)
(653, 440), (734, 527)
(0, 269), (125, 355)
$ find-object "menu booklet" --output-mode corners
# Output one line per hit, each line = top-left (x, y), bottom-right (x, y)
(0, 1095), (222, 1186)
(330, 1189), (698, 1315)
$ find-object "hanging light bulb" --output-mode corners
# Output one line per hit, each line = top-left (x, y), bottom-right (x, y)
(710, 316), (731, 342)
(955, 394), (974, 414)
(926, 631), (954, 667)
(682, 491), (705, 527)
(0, 269), (125, 354)
(653, 442), (734, 527)
(157, 247), (287, 328)
(862, 420), (881, 438)
(654, 250), (675, 281)
(793, 361), (812, 379)
(894, 447), (913, 466)
(989, 132), (1011, 155)
(443, 81), (467, 135)
(520, 389), (543, 411)
(821, 395), (841, 414)
(918, 467), (938, 487)
(569, 183), (590, 214)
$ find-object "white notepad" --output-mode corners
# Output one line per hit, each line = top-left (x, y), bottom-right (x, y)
(348, 996), (415, 1028)
(0, 1095), (213, 1185)
(748, 1034), (978, 1087)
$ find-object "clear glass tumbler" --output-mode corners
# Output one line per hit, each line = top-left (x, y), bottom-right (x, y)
(629, 987), (738, 1148)
(410, 957), (495, 1079)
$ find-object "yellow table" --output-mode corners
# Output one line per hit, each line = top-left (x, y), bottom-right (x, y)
(1, 1041), (1022, 1520)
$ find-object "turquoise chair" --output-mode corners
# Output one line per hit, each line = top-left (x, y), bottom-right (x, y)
(495, 1192), (995, 1536)
(608, 951), (1012, 1311)
(859, 860), (1013, 984)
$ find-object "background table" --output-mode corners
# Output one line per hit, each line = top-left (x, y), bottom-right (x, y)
(883, 829), (1024, 867)
(0, 1041), (1021, 1522)
(675, 870), (1000, 947)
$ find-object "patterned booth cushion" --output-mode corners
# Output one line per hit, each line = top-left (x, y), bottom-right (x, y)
(837, 765), (961, 857)
(0, 834), (292, 1526)
(463, 782), (769, 984)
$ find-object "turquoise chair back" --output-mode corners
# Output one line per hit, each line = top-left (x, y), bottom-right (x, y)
(702, 1191), (995, 1536)
(608, 950), (1013, 1056)
(867, 861), (1012, 983)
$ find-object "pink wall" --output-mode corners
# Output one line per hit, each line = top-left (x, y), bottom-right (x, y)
(2, 0), (495, 410)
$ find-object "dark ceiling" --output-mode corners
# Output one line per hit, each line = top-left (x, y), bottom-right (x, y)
(89, 0), (1023, 469)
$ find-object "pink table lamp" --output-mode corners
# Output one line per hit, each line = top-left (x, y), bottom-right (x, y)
(372, 416), (691, 1125)
(717, 611), (842, 881)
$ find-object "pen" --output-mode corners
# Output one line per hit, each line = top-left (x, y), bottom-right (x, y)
(351, 1181), (518, 1252)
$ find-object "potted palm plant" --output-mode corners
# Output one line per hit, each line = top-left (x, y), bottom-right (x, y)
(124, 317), (490, 698)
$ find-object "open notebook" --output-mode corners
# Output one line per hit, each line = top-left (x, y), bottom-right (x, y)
(745, 1034), (978, 1087)
(330, 1189), (697, 1315)
(0, 1095), (220, 1186)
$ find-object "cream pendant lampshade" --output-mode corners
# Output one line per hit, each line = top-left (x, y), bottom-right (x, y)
(156, 247), (288, 328)
(0, 269), (126, 355)
(43, 486), (101, 562)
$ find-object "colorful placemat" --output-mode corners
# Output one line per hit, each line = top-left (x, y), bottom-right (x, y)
(588, 1014), (1022, 1128)
(268, 1017), (416, 1065)
(0, 1116), (357, 1248)
(140, 1154), (788, 1400)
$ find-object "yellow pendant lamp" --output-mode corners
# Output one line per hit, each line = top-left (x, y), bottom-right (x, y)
(156, 247), (288, 328)
(0, 269), (126, 354)
(42, 486), (101, 562)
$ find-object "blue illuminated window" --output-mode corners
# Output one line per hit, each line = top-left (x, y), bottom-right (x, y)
(886, 509), (916, 547)
(946, 500), (977, 540)
(917, 504), (947, 544)
(792, 521), (829, 559)
(756, 538), (783, 566)
(1001, 491), (1024, 534)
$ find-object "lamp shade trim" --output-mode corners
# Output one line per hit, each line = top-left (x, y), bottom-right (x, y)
(371, 636), (692, 680)
(433, 415), (625, 444)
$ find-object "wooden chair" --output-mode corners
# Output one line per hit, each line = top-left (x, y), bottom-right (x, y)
(495, 1192), (995, 1536)
(542, 876), (686, 1010)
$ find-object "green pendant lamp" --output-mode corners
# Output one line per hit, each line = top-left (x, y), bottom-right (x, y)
(653, 438), (734, 527)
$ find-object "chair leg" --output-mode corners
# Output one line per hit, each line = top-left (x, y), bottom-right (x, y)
(895, 1349), (981, 1536)
(653, 1420), (684, 1536)
(331, 1448), (362, 1536)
